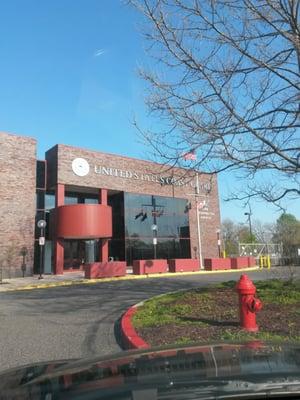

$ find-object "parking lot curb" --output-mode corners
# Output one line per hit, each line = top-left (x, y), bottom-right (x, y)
(120, 304), (150, 350)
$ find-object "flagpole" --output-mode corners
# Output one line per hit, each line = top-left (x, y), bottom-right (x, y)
(182, 150), (203, 270)
(196, 172), (203, 269)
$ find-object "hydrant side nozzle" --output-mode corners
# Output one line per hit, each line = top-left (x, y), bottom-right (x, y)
(249, 298), (262, 313)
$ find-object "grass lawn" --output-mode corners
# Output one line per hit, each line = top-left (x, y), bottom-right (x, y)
(132, 279), (300, 346)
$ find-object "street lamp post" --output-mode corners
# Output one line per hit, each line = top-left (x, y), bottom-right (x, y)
(37, 219), (47, 280)
(137, 195), (164, 260)
(244, 212), (253, 241)
(151, 224), (158, 259)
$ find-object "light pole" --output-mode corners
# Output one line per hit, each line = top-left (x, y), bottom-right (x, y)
(151, 224), (158, 259)
(37, 219), (47, 279)
(244, 212), (253, 241)
(137, 195), (164, 260)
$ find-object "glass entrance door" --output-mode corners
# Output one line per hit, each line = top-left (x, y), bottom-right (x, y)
(63, 239), (99, 270)
(64, 240), (85, 270)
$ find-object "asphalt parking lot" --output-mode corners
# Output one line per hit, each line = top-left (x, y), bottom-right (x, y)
(0, 267), (296, 372)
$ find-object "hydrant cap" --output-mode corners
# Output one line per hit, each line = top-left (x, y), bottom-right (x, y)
(236, 274), (256, 293)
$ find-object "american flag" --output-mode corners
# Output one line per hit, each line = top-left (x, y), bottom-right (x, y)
(182, 150), (197, 160)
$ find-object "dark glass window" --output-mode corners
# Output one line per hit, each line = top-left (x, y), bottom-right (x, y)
(109, 239), (125, 261)
(84, 198), (98, 204)
(125, 237), (191, 265)
(45, 211), (51, 240)
(45, 193), (55, 210)
(109, 193), (125, 239)
(126, 237), (153, 263)
(64, 192), (99, 205)
(64, 195), (78, 205)
(124, 193), (190, 239)
(33, 241), (41, 274)
(108, 193), (125, 261)
(36, 160), (46, 189)
(36, 190), (45, 210)
(124, 193), (191, 264)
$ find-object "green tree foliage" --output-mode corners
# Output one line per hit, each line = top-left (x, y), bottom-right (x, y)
(222, 219), (258, 256)
(273, 214), (300, 256)
(222, 219), (239, 256)
(238, 227), (257, 245)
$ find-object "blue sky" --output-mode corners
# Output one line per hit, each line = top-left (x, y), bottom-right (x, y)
(0, 0), (298, 224)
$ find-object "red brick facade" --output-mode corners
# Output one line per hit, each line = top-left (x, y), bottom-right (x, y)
(46, 144), (221, 261)
(0, 132), (36, 278)
(0, 132), (221, 277)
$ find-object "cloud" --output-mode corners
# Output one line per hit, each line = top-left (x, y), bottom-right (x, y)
(94, 49), (106, 57)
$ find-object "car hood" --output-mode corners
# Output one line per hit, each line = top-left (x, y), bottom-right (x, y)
(0, 342), (300, 399)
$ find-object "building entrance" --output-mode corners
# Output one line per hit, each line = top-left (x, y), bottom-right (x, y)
(63, 240), (100, 270)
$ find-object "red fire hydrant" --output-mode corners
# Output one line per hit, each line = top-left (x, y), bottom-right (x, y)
(236, 274), (263, 332)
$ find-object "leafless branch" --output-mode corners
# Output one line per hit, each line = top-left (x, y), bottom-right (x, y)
(128, 0), (300, 205)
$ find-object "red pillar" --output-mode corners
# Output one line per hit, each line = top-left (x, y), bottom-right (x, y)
(99, 189), (109, 262)
(54, 184), (65, 274)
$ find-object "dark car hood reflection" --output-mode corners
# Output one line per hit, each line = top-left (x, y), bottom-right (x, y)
(0, 342), (300, 399)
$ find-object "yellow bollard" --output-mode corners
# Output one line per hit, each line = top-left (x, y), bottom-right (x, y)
(260, 256), (269, 268)
(222, 250), (226, 258)
(259, 256), (263, 269)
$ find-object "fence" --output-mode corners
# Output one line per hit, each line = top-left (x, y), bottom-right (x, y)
(238, 243), (300, 267)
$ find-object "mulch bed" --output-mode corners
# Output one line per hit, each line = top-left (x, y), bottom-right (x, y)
(135, 288), (300, 346)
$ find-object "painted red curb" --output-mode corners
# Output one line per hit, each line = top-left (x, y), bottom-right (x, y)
(120, 305), (150, 350)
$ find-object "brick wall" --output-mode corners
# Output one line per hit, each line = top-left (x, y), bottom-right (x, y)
(47, 144), (221, 259)
(0, 132), (36, 277)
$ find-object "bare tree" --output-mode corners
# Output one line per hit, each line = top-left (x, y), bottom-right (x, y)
(129, 0), (300, 205)
(252, 219), (275, 242)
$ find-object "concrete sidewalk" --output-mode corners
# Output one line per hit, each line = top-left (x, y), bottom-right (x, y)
(0, 271), (85, 292)
(0, 267), (262, 292)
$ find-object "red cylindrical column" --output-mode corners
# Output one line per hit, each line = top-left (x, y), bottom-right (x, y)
(236, 275), (262, 332)
(56, 204), (112, 238)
